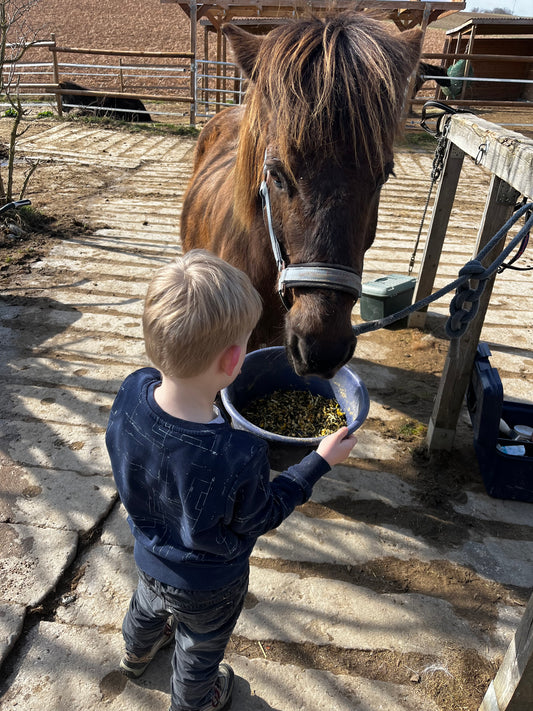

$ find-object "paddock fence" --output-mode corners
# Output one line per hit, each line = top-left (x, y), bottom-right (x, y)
(0, 36), (531, 130)
(0, 36), (247, 125)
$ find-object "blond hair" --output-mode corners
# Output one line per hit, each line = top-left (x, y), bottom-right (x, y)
(143, 250), (262, 378)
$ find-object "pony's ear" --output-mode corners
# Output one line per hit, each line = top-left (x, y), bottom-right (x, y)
(222, 24), (264, 79)
(398, 28), (424, 78)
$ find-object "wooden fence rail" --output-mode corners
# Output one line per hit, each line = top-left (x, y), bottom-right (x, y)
(403, 110), (533, 711)
(479, 590), (533, 711)
(47, 36), (197, 122)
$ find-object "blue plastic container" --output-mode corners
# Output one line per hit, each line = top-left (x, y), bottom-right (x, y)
(466, 343), (533, 502)
(221, 346), (369, 470)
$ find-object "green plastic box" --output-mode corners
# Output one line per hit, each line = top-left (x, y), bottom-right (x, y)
(359, 275), (416, 322)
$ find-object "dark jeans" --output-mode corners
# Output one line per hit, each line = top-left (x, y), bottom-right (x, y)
(122, 567), (249, 711)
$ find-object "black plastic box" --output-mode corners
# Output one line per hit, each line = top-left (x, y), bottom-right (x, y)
(466, 343), (533, 502)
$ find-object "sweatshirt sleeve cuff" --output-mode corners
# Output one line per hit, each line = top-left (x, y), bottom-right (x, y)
(282, 450), (331, 500)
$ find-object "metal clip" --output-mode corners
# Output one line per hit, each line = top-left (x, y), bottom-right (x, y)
(475, 141), (487, 165)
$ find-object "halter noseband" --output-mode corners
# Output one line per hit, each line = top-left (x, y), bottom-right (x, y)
(259, 163), (362, 311)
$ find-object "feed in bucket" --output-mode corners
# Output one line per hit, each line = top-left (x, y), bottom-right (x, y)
(241, 389), (347, 438)
(221, 346), (369, 448)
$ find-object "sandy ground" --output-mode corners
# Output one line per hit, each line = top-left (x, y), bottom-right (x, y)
(0, 6), (532, 710)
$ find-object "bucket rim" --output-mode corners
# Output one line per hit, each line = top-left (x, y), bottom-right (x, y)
(221, 346), (370, 446)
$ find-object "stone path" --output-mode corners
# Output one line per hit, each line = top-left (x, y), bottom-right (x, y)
(0, 122), (532, 711)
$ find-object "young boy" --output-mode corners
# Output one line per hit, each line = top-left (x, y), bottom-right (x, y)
(106, 250), (357, 711)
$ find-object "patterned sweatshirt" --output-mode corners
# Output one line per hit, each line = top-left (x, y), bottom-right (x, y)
(106, 368), (330, 590)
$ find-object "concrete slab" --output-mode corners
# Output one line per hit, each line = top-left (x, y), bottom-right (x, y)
(229, 654), (441, 711)
(55, 543), (137, 628)
(0, 461), (116, 531)
(459, 538), (533, 588)
(236, 567), (488, 656)
(253, 511), (438, 565)
(453, 492), (533, 526)
(0, 601), (25, 665)
(0, 522), (77, 607)
(1, 122), (532, 711)
(0, 621), (440, 711)
(310, 464), (418, 507)
(6, 384), (114, 428)
(3, 419), (110, 474)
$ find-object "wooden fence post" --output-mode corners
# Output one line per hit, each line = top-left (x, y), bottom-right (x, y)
(479, 592), (533, 711)
(408, 140), (465, 329)
(426, 175), (519, 450)
(50, 33), (61, 116)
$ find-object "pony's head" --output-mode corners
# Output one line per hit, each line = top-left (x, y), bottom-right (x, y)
(224, 11), (421, 377)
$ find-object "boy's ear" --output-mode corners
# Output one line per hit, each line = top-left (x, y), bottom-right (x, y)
(219, 344), (242, 376)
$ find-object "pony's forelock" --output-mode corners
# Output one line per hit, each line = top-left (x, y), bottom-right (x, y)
(234, 11), (420, 228)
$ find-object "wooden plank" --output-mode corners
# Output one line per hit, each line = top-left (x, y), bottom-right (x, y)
(51, 45), (194, 58)
(168, 0), (463, 8)
(426, 175), (518, 450)
(408, 140), (465, 329)
(446, 113), (533, 200)
(422, 52), (533, 62)
(45, 87), (194, 104)
(479, 592), (533, 711)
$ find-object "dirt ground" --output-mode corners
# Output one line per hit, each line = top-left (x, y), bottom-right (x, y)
(1, 112), (532, 711)
(1, 8), (532, 710)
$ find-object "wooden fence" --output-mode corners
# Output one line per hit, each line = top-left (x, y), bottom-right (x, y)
(407, 111), (532, 452)
(0, 37), (205, 124)
(2, 35), (532, 130)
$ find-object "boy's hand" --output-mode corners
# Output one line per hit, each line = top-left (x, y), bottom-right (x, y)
(316, 426), (357, 467)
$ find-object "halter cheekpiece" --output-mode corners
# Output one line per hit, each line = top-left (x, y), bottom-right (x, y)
(259, 156), (362, 311)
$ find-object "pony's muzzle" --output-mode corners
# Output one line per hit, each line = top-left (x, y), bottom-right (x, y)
(287, 328), (356, 379)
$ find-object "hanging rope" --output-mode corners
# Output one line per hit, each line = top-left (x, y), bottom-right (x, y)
(353, 202), (533, 339)
(408, 103), (469, 275)
(497, 200), (532, 273)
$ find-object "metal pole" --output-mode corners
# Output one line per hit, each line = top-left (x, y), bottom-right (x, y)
(189, 0), (197, 125)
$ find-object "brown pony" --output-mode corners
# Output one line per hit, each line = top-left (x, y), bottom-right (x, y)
(181, 10), (421, 378)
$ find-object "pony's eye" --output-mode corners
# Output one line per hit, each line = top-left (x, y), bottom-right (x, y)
(269, 169), (283, 189)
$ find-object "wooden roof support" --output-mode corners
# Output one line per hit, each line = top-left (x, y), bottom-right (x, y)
(163, 0), (465, 32)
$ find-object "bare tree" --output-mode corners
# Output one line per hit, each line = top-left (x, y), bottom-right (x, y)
(0, 0), (42, 205)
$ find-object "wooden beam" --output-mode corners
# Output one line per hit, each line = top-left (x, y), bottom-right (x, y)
(479, 592), (533, 711)
(50, 45), (193, 58)
(446, 113), (533, 200)
(408, 140), (465, 329)
(426, 175), (519, 450)
(422, 52), (533, 63)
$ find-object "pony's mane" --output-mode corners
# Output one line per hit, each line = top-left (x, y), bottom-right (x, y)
(235, 11), (419, 227)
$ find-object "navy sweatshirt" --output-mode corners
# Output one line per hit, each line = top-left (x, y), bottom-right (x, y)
(105, 368), (330, 590)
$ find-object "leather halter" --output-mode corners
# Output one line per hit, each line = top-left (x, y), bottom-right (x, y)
(259, 164), (362, 312)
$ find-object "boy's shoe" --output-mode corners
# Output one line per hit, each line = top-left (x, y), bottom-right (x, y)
(120, 617), (176, 678)
(200, 663), (234, 710)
